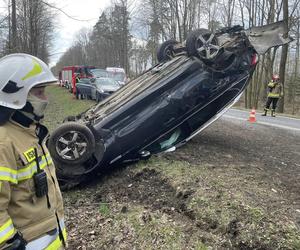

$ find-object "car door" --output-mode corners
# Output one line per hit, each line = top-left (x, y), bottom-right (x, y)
(77, 80), (90, 97)
(90, 80), (98, 100)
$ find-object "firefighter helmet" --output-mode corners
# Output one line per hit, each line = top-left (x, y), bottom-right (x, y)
(0, 53), (57, 110)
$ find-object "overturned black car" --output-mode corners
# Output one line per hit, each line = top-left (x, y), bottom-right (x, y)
(48, 21), (292, 189)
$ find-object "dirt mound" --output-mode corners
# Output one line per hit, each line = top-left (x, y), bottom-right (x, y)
(90, 168), (196, 220)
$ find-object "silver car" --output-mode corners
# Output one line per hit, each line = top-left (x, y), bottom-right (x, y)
(90, 77), (121, 102)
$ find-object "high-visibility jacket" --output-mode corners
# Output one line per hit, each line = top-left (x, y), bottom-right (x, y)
(267, 81), (283, 98)
(0, 118), (66, 249)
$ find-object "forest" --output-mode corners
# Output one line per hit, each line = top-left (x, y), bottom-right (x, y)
(0, 0), (300, 114)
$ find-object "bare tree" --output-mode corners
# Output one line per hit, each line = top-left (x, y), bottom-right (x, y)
(11, 0), (17, 52)
(278, 0), (289, 112)
(52, 0), (300, 114)
(0, 0), (56, 63)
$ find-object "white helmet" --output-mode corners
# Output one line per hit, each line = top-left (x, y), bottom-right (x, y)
(0, 53), (57, 110)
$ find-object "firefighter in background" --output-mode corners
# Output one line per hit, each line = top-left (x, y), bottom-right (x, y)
(0, 54), (66, 249)
(75, 73), (80, 83)
(262, 74), (283, 117)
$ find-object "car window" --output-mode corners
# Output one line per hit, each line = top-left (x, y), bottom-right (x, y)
(107, 72), (126, 82)
(90, 69), (109, 78)
(96, 78), (120, 87)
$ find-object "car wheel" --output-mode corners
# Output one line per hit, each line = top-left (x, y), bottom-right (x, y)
(57, 177), (81, 191)
(186, 29), (220, 60)
(157, 39), (179, 62)
(48, 122), (96, 165)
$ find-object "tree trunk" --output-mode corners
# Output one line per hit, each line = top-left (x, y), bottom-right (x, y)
(11, 0), (17, 52)
(278, 0), (289, 113)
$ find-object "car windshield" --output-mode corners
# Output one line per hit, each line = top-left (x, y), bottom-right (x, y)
(95, 78), (120, 87)
(90, 69), (108, 78)
(107, 72), (126, 82)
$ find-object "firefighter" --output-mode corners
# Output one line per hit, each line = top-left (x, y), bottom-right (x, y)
(75, 73), (80, 83)
(0, 53), (66, 250)
(262, 74), (283, 117)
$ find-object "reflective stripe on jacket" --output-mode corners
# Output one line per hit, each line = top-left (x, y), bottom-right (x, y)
(0, 154), (52, 183)
(267, 81), (283, 98)
(0, 219), (14, 245)
(26, 219), (66, 250)
(0, 119), (66, 249)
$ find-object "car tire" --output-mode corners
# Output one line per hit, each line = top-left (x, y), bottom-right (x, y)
(186, 29), (220, 61)
(157, 39), (179, 62)
(48, 122), (96, 165)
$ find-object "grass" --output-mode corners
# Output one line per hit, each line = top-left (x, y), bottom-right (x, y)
(131, 158), (300, 249)
(44, 85), (95, 131)
(98, 203), (110, 216)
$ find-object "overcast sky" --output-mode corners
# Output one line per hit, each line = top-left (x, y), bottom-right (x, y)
(50, 0), (112, 66)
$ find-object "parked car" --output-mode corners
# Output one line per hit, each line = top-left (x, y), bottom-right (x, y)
(106, 67), (127, 85)
(75, 78), (93, 99)
(76, 77), (121, 101)
(48, 21), (292, 189)
(92, 77), (121, 101)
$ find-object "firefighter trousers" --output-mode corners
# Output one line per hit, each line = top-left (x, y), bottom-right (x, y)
(265, 97), (279, 110)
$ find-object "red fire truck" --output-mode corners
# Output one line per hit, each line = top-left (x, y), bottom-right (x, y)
(59, 65), (96, 94)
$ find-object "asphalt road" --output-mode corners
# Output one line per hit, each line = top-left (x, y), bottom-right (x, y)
(205, 108), (300, 208)
(224, 108), (300, 132)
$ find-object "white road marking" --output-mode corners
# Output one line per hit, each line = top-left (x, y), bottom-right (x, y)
(230, 108), (300, 121)
(223, 114), (300, 132)
(223, 115), (245, 121)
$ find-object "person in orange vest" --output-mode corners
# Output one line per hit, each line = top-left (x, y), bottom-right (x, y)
(0, 54), (67, 249)
(262, 74), (283, 117)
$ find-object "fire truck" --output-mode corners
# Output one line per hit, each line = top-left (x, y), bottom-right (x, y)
(58, 65), (96, 94)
